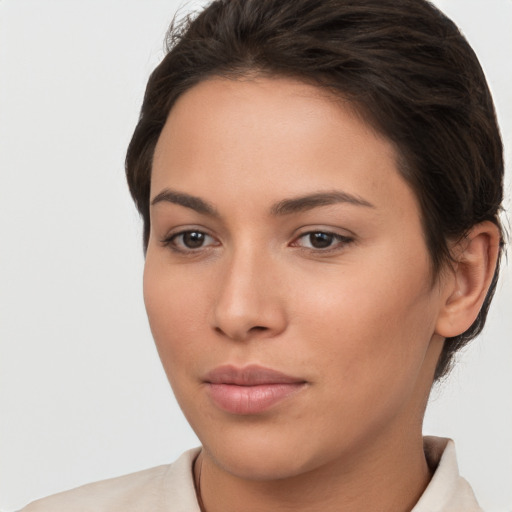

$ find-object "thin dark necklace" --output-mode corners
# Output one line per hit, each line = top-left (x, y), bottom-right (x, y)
(194, 451), (206, 512)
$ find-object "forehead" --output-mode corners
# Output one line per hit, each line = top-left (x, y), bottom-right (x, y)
(151, 76), (418, 222)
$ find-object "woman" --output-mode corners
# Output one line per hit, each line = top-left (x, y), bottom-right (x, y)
(20, 0), (506, 510)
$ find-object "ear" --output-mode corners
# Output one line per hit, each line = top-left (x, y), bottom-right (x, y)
(435, 221), (501, 338)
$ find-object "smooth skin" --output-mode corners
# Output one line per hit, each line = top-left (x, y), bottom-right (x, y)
(144, 77), (500, 512)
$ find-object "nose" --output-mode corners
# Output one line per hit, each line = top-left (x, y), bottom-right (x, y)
(212, 247), (287, 342)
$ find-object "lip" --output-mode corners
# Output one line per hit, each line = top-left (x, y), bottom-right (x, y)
(203, 365), (307, 415)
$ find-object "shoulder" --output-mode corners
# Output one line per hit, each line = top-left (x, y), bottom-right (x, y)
(20, 448), (201, 512)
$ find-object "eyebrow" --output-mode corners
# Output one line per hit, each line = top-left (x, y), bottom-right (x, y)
(151, 189), (219, 217)
(150, 188), (374, 217)
(270, 191), (375, 215)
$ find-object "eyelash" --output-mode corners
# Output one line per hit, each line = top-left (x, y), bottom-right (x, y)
(161, 230), (218, 254)
(291, 231), (354, 253)
(160, 229), (354, 255)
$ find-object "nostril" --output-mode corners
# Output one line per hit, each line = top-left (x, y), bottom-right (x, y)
(250, 326), (268, 332)
(214, 324), (268, 340)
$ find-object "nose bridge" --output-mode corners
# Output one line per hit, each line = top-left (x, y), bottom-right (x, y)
(212, 240), (286, 341)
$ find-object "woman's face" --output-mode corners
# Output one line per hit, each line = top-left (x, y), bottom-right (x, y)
(144, 77), (447, 479)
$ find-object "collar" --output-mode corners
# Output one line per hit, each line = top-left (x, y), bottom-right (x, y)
(412, 436), (482, 512)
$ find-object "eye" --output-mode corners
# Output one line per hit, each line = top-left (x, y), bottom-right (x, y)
(292, 231), (353, 251)
(163, 230), (218, 252)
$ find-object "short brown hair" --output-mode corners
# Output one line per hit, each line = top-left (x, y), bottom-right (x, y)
(126, 0), (504, 380)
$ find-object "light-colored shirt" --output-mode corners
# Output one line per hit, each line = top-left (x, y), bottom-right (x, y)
(20, 436), (482, 512)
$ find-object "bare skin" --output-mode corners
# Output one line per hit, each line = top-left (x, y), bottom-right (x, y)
(144, 76), (500, 512)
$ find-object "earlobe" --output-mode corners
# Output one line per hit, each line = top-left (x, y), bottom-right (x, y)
(435, 221), (501, 338)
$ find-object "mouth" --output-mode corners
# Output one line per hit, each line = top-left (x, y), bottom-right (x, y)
(203, 364), (307, 415)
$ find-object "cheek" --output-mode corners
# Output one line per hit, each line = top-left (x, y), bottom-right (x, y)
(143, 255), (210, 369)
(297, 258), (437, 391)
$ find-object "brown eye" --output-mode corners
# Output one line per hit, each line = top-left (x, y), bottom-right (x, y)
(181, 231), (206, 248)
(293, 231), (354, 251)
(308, 232), (334, 248)
(164, 230), (218, 252)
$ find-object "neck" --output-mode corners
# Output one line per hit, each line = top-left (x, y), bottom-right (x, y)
(195, 427), (432, 512)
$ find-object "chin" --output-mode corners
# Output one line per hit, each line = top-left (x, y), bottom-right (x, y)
(210, 445), (313, 481)
(196, 422), (327, 481)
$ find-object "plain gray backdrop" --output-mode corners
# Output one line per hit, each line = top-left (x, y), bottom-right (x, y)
(1, 1), (511, 510)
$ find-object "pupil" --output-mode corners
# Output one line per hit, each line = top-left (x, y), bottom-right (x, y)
(183, 232), (204, 248)
(310, 232), (333, 248)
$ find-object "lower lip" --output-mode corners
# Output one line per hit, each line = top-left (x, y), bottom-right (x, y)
(207, 383), (305, 414)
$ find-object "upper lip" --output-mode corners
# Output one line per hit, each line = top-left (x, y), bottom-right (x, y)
(204, 365), (306, 386)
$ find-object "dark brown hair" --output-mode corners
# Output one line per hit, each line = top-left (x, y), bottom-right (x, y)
(126, 0), (504, 380)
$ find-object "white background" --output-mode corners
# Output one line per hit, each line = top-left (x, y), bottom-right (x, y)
(0, 1), (510, 511)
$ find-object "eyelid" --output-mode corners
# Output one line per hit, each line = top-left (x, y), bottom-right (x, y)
(290, 229), (355, 252)
(158, 226), (354, 255)
(160, 227), (220, 253)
